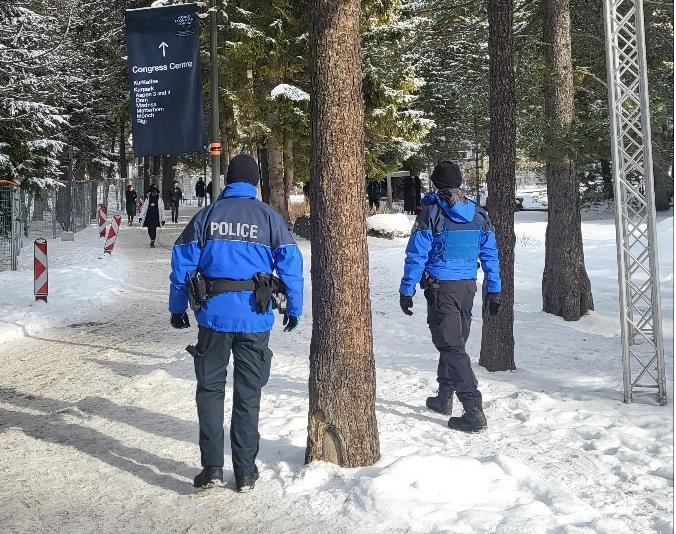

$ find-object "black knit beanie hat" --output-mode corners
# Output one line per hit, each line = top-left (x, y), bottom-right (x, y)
(226, 154), (260, 187)
(431, 160), (463, 190)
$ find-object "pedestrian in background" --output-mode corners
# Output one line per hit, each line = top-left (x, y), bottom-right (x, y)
(139, 183), (166, 248)
(125, 184), (138, 226)
(196, 178), (206, 207)
(168, 180), (183, 223)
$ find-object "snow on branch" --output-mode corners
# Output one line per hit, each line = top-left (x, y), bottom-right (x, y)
(270, 84), (309, 102)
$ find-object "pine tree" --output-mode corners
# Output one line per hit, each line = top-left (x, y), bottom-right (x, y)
(306, 0), (380, 467)
(541, 0), (594, 321)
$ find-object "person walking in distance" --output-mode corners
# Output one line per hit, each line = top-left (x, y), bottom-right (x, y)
(196, 178), (206, 207)
(168, 180), (183, 223)
(125, 184), (138, 226)
(169, 154), (304, 492)
(139, 183), (166, 247)
(399, 160), (501, 433)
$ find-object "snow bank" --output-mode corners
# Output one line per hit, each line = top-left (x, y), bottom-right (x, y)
(271, 84), (310, 102)
(0, 225), (133, 344)
(366, 213), (413, 239)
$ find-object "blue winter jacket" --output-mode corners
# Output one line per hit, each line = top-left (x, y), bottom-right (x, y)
(169, 182), (304, 333)
(400, 191), (501, 296)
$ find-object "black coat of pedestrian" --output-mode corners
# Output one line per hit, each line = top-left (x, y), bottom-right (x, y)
(403, 176), (418, 214)
(206, 181), (214, 203)
(125, 189), (138, 217)
(168, 185), (183, 206)
(195, 179), (206, 198)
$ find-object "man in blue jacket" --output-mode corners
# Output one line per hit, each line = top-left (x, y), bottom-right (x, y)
(169, 154), (304, 491)
(399, 161), (501, 433)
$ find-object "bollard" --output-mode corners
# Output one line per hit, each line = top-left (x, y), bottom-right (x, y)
(104, 215), (122, 254)
(34, 239), (48, 302)
(98, 204), (108, 238)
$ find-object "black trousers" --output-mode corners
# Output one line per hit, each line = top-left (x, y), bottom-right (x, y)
(170, 202), (179, 222)
(147, 227), (157, 241)
(425, 280), (481, 411)
(194, 326), (272, 478)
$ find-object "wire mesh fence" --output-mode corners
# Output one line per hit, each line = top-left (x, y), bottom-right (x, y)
(0, 179), (129, 272)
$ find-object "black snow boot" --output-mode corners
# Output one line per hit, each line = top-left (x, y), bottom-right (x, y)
(448, 406), (487, 433)
(236, 468), (259, 493)
(150, 240), (155, 248)
(193, 467), (224, 489)
(426, 388), (453, 415)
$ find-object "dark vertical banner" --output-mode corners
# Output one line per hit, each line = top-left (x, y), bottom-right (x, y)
(125, 4), (205, 157)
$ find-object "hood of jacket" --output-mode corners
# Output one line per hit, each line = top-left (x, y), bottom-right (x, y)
(421, 189), (476, 223)
(217, 182), (257, 201)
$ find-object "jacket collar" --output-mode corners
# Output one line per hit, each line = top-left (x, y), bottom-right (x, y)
(218, 182), (257, 200)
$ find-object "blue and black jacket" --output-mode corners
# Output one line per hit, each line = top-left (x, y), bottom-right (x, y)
(400, 191), (501, 296)
(169, 182), (304, 333)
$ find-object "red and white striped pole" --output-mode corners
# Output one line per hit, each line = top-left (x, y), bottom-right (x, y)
(34, 239), (48, 302)
(98, 204), (108, 238)
(104, 215), (122, 254)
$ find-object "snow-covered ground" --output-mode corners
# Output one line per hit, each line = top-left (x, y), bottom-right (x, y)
(0, 210), (672, 533)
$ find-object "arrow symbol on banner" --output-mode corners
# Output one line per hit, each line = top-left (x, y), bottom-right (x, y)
(159, 42), (169, 57)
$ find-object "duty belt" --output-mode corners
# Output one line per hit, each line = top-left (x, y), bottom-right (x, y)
(187, 271), (287, 315)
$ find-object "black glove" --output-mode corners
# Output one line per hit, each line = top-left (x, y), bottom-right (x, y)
(161, 221), (166, 226)
(400, 294), (414, 316)
(170, 312), (190, 329)
(283, 314), (299, 332)
(484, 293), (501, 316)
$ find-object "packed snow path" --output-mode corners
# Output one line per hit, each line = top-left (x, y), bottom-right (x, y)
(0, 209), (672, 533)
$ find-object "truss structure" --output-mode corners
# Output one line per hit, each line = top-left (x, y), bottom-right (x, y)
(603, 0), (666, 404)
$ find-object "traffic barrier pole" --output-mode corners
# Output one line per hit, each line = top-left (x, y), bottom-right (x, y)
(104, 215), (122, 254)
(34, 239), (48, 302)
(98, 204), (108, 237)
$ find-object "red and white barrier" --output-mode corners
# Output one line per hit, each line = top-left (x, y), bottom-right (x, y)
(98, 204), (108, 237)
(104, 215), (122, 254)
(34, 239), (48, 302)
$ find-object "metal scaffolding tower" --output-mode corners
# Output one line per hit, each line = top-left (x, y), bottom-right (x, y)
(602, 0), (666, 404)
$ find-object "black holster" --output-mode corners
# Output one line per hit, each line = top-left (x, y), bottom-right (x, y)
(421, 272), (440, 307)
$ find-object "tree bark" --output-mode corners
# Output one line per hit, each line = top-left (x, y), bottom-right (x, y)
(479, 0), (517, 372)
(283, 136), (294, 215)
(267, 98), (289, 220)
(162, 155), (177, 203)
(143, 156), (150, 194)
(151, 155), (161, 193)
(653, 155), (673, 211)
(541, 0), (593, 321)
(306, 0), (380, 467)
(600, 158), (613, 200)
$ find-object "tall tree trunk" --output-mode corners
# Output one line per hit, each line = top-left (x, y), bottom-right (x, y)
(600, 158), (613, 200)
(151, 155), (161, 192)
(119, 116), (128, 181)
(541, 0), (593, 321)
(306, 0), (380, 468)
(162, 155), (177, 203)
(143, 156), (150, 194)
(221, 103), (237, 170)
(653, 154), (673, 211)
(259, 145), (270, 204)
(267, 98), (288, 220)
(479, 0), (517, 372)
(283, 136), (294, 216)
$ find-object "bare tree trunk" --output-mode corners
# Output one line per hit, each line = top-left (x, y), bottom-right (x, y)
(480, 0), (517, 372)
(283, 136), (294, 216)
(143, 156), (150, 194)
(541, 0), (593, 321)
(267, 99), (289, 220)
(306, 0), (380, 468)
(151, 155), (161, 192)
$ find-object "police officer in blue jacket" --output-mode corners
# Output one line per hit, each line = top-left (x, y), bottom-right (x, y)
(169, 154), (304, 491)
(399, 161), (501, 433)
